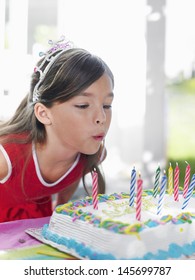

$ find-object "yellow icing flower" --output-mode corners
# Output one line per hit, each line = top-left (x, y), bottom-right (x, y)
(84, 215), (92, 221)
(124, 225), (141, 239)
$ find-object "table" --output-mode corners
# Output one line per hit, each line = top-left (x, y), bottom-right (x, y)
(0, 217), (77, 260)
(1, 217), (195, 260)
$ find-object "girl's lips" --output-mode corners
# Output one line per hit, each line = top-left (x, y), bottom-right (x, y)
(93, 135), (104, 141)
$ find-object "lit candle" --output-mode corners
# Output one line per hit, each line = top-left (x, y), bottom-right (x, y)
(157, 170), (167, 215)
(173, 162), (180, 201)
(92, 168), (98, 210)
(136, 172), (143, 221)
(168, 163), (173, 195)
(153, 164), (161, 197)
(182, 174), (195, 210)
(129, 166), (136, 206)
(183, 161), (191, 198)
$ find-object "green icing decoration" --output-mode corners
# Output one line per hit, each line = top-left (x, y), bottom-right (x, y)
(54, 190), (195, 236)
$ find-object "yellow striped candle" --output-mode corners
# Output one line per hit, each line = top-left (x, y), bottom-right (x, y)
(168, 162), (173, 195)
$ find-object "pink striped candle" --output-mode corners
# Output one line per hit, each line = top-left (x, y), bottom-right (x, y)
(92, 169), (98, 210)
(173, 162), (180, 201)
(183, 161), (191, 198)
(182, 174), (195, 209)
(136, 173), (143, 221)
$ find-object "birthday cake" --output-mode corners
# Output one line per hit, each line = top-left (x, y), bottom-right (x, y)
(41, 190), (195, 260)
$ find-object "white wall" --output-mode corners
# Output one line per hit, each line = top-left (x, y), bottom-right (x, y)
(0, 0), (168, 192)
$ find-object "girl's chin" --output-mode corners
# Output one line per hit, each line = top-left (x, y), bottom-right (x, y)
(82, 146), (101, 156)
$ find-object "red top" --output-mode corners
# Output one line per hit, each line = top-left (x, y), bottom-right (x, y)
(0, 135), (86, 222)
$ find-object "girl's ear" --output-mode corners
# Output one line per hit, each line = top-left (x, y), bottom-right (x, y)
(34, 103), (52, 125)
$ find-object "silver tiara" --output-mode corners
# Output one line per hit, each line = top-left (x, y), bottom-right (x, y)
(32, 35), (73, 103)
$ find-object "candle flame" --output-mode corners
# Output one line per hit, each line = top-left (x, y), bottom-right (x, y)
(92, 167), (97, 172)
(132, 164), (136, 171)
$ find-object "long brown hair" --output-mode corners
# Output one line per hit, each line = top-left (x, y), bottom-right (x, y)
(0, 47), (114, 194)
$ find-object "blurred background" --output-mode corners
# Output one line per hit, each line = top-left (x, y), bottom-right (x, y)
(0, 0), (195, 195)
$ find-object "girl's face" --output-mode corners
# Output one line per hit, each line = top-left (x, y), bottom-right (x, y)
(46, 73), (114, 155)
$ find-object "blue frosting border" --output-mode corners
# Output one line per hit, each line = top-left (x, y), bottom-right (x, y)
(42, 224), (195, 260)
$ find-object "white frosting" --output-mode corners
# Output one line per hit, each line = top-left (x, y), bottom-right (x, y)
(46, 194), (195, 259)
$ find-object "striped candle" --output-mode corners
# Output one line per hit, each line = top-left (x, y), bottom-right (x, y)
(153, 165), (161, 197)
(92, 169), (98, 210)
(183, 161), (191, 198)
(173, 162), (180, 201)
(157, 171), (167, 215)
(129, 166), (136, 206)
(136, 173), (143, 221)
(182, 174), (195, 210)
(167, 162), (173, 195)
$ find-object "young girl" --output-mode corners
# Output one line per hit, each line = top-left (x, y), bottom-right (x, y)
(0, 37), (114, 222)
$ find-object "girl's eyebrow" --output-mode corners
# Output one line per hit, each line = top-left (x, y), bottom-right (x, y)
(78, 92), (114, 98)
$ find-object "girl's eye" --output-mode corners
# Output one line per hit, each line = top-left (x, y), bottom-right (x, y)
(75, 104), (89, 109)
(103, 104), (112, 109)
(75, 104), (112, 109)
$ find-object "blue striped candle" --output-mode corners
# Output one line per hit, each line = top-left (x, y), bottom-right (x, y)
(153, 165), (161, 197)
(157, 171), (167, 215)
(182, 174), (195, 210)
(129, 166), (136, 206)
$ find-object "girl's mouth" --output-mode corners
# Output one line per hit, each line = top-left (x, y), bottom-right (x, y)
(92, 135), (104, 141)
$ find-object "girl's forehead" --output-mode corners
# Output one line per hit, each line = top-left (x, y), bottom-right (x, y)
(80, 75), (113, 94)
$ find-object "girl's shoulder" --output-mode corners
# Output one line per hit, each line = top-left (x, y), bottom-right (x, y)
(0, 133), (32, 183)
(0, 133), (31, 150)
(0, 145), (9, 182)
(0, 132), (30, 142)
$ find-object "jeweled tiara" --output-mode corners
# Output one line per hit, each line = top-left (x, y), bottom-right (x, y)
(32, 35), (73, 103)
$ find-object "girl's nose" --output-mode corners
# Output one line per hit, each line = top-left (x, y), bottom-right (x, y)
(95, 107), (106, 125)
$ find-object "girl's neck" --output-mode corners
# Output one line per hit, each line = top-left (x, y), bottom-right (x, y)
(33, 142), (79, 183)
(35, 141), (79, 166)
